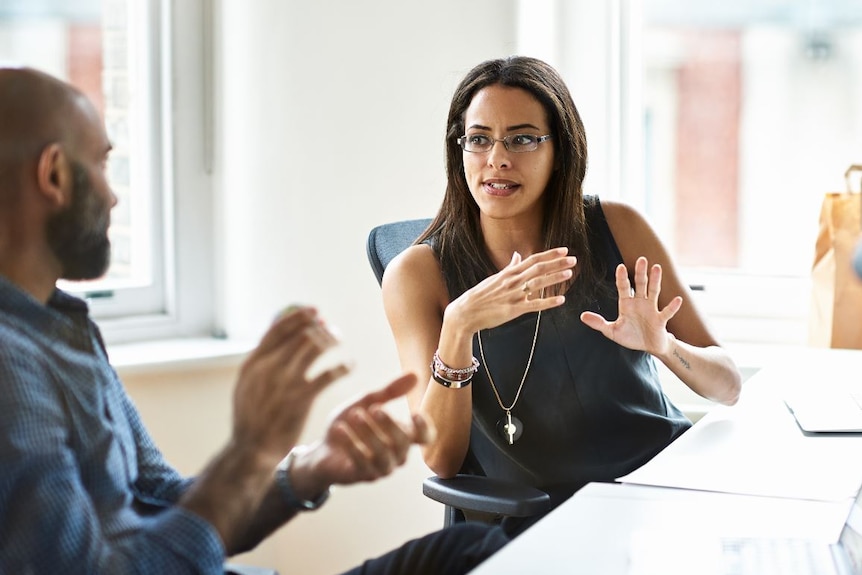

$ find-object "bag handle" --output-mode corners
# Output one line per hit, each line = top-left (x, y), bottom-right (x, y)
(845, 164), (862, 193)
(846, 165), (862, 230)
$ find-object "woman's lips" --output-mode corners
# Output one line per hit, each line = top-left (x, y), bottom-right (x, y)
(483, 181), (519, 196)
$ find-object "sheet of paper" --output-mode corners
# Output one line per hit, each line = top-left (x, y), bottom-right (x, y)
(619, 361), (862, 501)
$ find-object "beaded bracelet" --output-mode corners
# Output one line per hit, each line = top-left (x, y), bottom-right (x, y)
(431, 349), (479, 379)
(430, 349), (479, 388)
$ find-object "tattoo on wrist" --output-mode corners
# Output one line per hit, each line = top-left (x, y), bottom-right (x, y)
(673, 348), (691, 370)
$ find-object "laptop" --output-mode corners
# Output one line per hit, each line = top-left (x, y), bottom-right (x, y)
(784, 390), (862, 433)
(628, 485), (862, 575)
(716, 484), (862, 575)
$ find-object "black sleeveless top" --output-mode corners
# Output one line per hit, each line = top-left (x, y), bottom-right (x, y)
(463, 196), (691, 504)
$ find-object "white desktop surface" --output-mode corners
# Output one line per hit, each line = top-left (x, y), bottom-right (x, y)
(470, 482), (851, 575)
(469, 349), (862, 575)
(619, 348), (862, 501)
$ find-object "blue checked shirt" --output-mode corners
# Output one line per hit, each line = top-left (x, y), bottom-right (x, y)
(0, 275), (225, 574)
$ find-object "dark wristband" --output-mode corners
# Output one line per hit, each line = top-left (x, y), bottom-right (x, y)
(431, 370), (473, 389)
(275, 446), (330, 511)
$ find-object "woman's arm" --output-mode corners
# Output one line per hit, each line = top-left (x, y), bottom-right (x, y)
(382, 244), (472, 477)
(591, 200), (742, 405)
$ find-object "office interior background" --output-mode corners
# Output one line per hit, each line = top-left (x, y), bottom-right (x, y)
(2, 0), (861, 573)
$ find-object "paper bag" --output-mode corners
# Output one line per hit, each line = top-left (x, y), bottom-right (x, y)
(808, 165), (862, 349)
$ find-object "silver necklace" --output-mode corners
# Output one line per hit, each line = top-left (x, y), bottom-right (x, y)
(477, 304), (542, 446)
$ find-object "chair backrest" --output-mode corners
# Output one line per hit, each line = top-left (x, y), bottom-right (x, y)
(366, 218), (433, 285)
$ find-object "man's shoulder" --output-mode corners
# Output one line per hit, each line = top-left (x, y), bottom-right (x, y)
(0, 314), (45, 359)
(0, 312), (73, 403)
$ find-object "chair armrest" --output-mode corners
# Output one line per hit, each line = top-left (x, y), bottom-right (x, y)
(224, 564), (278, 575)
(422, 474), (551, 518)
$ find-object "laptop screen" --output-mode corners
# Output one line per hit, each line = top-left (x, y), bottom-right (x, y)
(839, 485), (862, 574)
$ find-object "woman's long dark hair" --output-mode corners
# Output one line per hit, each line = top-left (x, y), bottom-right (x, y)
(417, 56), (601, 303)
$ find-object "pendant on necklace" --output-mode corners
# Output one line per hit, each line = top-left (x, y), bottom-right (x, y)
(496, 410), (524, 445)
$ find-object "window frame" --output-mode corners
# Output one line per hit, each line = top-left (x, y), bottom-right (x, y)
(61, 0), (169, 323)
(619, 0), (814, 346)
(89, 0), (217, 344)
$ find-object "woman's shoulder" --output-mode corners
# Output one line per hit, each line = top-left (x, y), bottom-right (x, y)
(382, 243), (447, 299)
(592, 197), (670, 267)
(589, 198), (651, 237)
(588, 197), (642, 220)
(386, 242), (438, 276)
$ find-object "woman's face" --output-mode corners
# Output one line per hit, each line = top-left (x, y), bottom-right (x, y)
(461, 84), (555, 223)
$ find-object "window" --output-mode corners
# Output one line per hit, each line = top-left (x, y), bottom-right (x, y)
(519, 0), (862, 344)
(0, 0), (164, 315)
(0, 0), (216, 344)
(633, 0), (862, 344)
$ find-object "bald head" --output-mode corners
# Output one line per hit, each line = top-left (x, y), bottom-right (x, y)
(0, 67), (92, 201)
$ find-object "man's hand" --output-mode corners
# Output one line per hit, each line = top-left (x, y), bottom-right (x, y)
(181, 305), (374, 552)
(286, 373), (435, 500)
(232, 306), (351, 464)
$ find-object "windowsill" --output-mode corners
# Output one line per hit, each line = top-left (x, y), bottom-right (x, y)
(105, 338), (806, 375)
(108, 337), (256, 376)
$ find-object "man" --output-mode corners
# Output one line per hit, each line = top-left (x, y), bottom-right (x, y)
(0, 67), (508, 574)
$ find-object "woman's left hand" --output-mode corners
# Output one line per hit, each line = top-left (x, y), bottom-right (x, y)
(580, 256), (682, 356)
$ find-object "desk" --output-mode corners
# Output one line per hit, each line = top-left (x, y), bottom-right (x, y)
(471, 482), (851, 575)
(470, 348), (862, 575)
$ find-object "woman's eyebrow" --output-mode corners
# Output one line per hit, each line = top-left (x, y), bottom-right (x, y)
(465, 123), (542, 132)
(507, 123), (542, 132)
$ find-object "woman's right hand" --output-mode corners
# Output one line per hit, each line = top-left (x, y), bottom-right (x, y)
(444, 247), (576, 335)
(382, 244), (574, 476)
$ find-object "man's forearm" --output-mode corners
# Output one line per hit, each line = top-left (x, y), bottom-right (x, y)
(178, 440), (285, 553)
(229, 445), (335, 555)
(228, 481), (299, 555)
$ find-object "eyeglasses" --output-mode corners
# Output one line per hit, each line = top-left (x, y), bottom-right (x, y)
(457, 133), (553, 153)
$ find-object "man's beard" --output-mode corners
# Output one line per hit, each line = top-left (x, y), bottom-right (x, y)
(45, 161), (112, 281)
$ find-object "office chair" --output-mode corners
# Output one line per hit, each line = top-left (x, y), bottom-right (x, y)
(366, 218), (552, 526)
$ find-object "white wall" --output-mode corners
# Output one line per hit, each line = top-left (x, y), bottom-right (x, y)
(214, 0), (518, 342)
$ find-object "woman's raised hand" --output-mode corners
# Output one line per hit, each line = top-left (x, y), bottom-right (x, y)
(580, 256), (682, 355)
(445, 247), (576, 335)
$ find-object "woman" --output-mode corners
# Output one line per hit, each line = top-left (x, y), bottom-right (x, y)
(381, 56), (742, 532)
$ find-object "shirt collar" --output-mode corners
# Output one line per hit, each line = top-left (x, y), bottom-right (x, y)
(0, 274), (91, 340)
